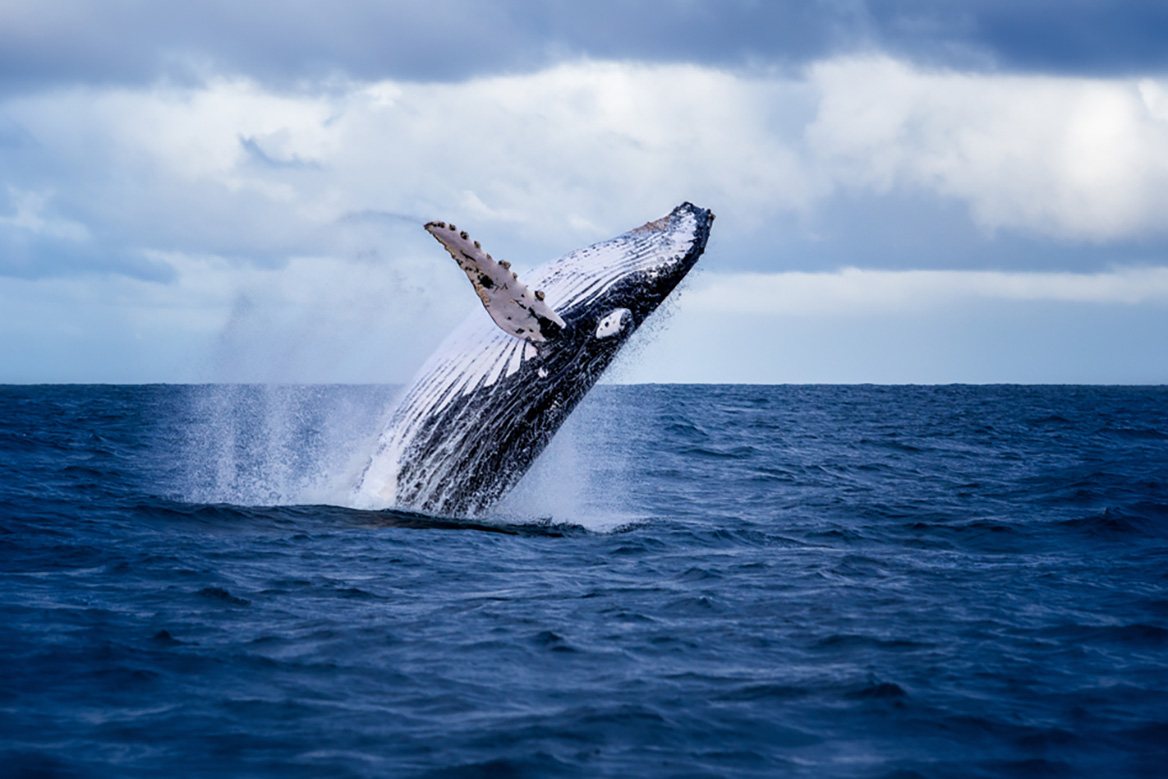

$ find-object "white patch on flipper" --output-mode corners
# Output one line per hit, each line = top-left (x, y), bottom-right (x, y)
(425, 221), (567, 342)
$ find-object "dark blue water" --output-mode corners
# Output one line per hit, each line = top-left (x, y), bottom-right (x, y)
(2, 384), (1167, 777)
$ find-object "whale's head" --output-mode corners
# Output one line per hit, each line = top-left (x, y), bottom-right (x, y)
(532, 201), (714, 356)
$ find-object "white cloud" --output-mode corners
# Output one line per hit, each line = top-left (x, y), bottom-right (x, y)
(1, 62), (819, 271)
(7, 56), (1168, 277)
(0, 241), (472, 383)
(686, 266), (1168, 317)
(0, 188), (90, 241)
(6, 56), (1168, 382)
(807, 57), (1168, 241)
(614, 267), (1168, 384)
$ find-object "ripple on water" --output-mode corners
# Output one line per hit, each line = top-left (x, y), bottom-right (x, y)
(1, 384), (1166, 777)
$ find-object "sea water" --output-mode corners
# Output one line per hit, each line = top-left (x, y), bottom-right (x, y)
(1, 384), (1166, 777)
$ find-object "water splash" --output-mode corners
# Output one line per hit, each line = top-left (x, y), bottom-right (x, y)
(496, 388), (645, 533)
(175, 384), (398, 507)
(167, 383), (642, 533)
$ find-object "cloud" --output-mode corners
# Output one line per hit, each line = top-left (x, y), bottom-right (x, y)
(0, 187), (175, 280)
(4, 54), (1168, 382)
(3, 1), (1168, 96)
(0, 0), (829, 91)
(1, 79), (343, 274)
(900, 0), (1168, 76)
(6, 3), (1168, 384)
(0, 240), (471, 383)
(686, 266), (1168, 317)
(617, 266), (1168, 384)
(239, 135), (321, 170)
(6, 56), (1168, 285)
(0, 63), (820, 283)
(618, 293), (1168, 385)
(807, 57), (1168, 242)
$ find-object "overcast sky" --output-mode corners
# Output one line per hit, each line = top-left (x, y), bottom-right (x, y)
(3, 0), (1168, 383)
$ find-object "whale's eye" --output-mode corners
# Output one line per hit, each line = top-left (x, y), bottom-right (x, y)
(595, 308), (633, 339)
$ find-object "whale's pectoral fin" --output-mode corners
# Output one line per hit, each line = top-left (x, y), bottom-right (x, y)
(425, 221), (567, 343)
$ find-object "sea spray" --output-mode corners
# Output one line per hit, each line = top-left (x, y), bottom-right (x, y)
(496, 387), (644, 533)
(174, 384), (398, 507)
(169, 382), (643, 530)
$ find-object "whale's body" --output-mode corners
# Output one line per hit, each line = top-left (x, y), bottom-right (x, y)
(352, 202), (714, 517)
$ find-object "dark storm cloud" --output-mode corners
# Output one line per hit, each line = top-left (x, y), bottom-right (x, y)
(2, 0), (1166, 94)
(871, 0), (1168, 76)
(0, 0), (519, 91)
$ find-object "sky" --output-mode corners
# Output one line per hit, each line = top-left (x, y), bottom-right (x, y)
(3, 0), (1168, 384)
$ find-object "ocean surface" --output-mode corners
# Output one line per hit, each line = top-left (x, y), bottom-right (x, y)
(1, 383), (1166, 778)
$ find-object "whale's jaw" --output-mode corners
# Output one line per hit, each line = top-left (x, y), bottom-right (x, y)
(353, 202), (714, 518)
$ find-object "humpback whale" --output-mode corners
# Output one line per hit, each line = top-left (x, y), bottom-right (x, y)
(352, 202), (714, 517)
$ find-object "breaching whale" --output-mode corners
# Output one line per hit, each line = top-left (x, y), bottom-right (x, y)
(352, 202), (714, 517)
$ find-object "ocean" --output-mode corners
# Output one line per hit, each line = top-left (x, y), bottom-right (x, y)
(1, 383), (1166, 777)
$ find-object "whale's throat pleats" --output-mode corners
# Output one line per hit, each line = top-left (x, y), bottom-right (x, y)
(424, 222), (567, 343)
